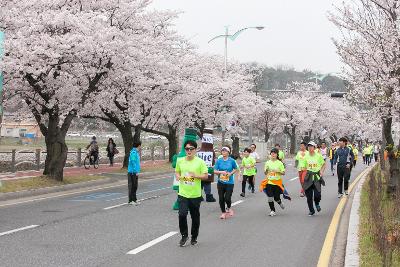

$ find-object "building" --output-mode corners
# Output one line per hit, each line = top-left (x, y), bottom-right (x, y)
(0, 121), (43, 138)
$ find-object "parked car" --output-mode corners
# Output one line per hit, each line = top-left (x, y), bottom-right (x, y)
(105, 134), (118, 139)
(67, 132), (81, 137)
(148, 135), (162, 140)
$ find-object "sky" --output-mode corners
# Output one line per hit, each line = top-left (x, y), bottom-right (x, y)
(150, 0), (343, 74)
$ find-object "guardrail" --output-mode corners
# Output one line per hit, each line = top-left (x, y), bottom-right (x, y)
(0, 146), (169, 173)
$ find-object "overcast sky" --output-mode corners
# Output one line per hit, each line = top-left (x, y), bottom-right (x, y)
(150, 0), (343, 74)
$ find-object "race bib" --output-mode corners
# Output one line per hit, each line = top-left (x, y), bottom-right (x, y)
(180, 176), (195, 186)
(268, 172), (277, 180)
(308, 162), (318, 169)
(220, 174), (230, 181)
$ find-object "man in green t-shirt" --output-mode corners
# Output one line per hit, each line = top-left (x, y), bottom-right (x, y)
(295, 141), (308, 197)
(175, 140), (208, 247)
(303, 141), (326, 216)
(275, 143), (285, 162)
(240, 148), (257, 197)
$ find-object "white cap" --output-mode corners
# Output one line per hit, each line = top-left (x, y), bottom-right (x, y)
(308, 141), (317, 147)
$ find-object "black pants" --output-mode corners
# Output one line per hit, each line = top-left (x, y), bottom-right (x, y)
(217, 182), (234, 212)
(365, 155), (371, 166)
(178, 196), (201, 238)
(305, 183), (321, 213)
(242, 175), (254, 193)
(108, 155), (114, 166)
(353, 160), (357, 167)
(264, 184), (282, 212)
(337, 166), (350, 194)
(128, 173), (138, 202)
(90, 151), (98, 164)
(374, 153), (379, 162)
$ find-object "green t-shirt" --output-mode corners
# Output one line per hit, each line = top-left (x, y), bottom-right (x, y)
(278, 150), (285, 161)
(304, 152), (325, 173)
(241, 156), (256, 176)
(264, 160), (285, 184)
(176, 156), (208, 198)
(295, 150), (309, 171)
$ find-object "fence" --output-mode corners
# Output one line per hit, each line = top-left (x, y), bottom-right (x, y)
(0, 146), (169, 173)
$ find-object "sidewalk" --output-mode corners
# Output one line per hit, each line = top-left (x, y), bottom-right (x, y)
(0, 160), (167, 181)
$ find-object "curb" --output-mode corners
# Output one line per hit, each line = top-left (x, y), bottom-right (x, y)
(344, 169), (368, 266)
(0, 171), (173, 202)
(317, 165), (374, 267)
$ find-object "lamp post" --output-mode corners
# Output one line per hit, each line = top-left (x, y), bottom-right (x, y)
(208, 26), (265, 74)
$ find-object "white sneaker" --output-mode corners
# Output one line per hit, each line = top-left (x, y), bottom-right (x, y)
(279, 202), (285, 210)
(133, 201), (140, 206)
(345, 191), (349, 196)
(269, 211), (276, 217)
(338, 193), (343, 198)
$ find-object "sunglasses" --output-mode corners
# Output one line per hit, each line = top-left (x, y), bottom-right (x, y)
(185, 147), (196, 151)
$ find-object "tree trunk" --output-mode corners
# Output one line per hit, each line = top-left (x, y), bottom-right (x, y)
(167, 125), (178, 162)
(117, 122), (134, 168)
(382, 116), (400, 192)
(231, 136), (240, 159)
(133, 125), (141, 143)
(264, 130), (270, 143)
(43, 116), (68, 181)
(289, 126), (296, 155)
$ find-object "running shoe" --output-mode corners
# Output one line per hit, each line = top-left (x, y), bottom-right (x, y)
(179, 236), (189, 247)
(269, 211), (276, 217)
(127, 201), (133, 205)
(220, 213), (227, 219)
(190, 238), (198, 246)
(338, 193), (343, 198)
(300, 192), (305, 197)
(316, 205), (321, 212)
(133, 201), (140, 206)
(345, 190), (349, 195)
(227, 208), (234, 217)
(240, 192), (245, 197)
(279, 202), (285, 210)
(308, 211), (315, 216)
(252, 189), (255, 194)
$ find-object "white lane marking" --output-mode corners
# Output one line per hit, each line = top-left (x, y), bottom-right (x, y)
(104, 196), (161, 210)
(127, 231), (178, 255)
(0, 225), (39, 237)
(231, 200), (244, 207)
(0, 176), (171, 208)
(105, 187), (170, 202)
(289, 177), (299, 181)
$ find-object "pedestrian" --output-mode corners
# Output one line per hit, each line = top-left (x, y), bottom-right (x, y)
(329, 143), (337, 176)
(240, 148), (256, 197)
(214, 146), (239, 219)
(303, 141), (326, 216)
(127, 141), (142, 205)
(365, 143), (373, 166)
(261, 148), (285, 217)
(373, 143), (380, 162)
(295, 142), (308, 197)
(362, 145), (367, 164)
(175, 140), (209, 247)
(334, 137), (354, 198)
(106, 138), (117, 166)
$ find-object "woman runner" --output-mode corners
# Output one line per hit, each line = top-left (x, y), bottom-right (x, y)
(240, 148), (256, 197)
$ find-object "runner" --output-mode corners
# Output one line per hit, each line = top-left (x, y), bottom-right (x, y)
(295, 141), (308, 197)
(329, 143), (337, 176)
(275, 143), (285, 163)
(362, 144), (368, 164)
(334, 137), (354, 198)
(261, 148), (285, 217)
(214, 146), (239, 219)
(352, 143), (359, 167)
(320, 142), (328, 161)
(373, 143), (380, 162)
(175, 140), (209, 247)
(249, 144), (260, 191)
(240, 148), (256, 197)
(364, 143), (373, 166)
(303, 141), (326, 216)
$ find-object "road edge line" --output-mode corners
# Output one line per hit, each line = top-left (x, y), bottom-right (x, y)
(317, 166), (372, 267)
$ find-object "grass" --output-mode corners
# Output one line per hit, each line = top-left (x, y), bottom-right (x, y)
(359, 169), (400, 267)
(0, 175), (106, 193)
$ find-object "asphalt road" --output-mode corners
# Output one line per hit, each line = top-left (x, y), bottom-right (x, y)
(0, 159), (368, 267)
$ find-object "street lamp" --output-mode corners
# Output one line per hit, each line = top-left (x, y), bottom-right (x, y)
(208, 26), (265, 74)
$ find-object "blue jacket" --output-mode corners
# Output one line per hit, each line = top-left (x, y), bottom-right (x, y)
(334, 146), (354, 167)
(128, 148), (141, 174)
